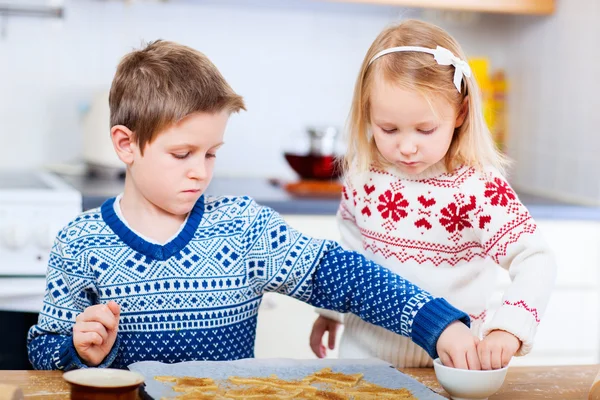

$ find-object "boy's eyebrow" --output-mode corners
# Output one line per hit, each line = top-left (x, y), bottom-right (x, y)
(168, 143), (198, 150)
(168, 142), (225, 150)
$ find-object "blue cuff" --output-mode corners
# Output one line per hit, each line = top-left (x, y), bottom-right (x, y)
(411, 298), (471, 359)
(58, 335), (121, 371)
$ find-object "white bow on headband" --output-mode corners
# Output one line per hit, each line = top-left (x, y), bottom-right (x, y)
(368, 45), (472, 93)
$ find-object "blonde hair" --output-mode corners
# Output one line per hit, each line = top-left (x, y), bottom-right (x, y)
(109, 40), (245, 153)
(344, 19), (507, 176)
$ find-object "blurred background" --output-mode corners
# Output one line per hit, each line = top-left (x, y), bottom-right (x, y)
(1, 0), (599, 370)
(3, 0), (594, 200)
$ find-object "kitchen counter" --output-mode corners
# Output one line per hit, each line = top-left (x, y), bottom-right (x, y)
(0, 365), (597, 399)
(59, 174), (342, 215)
(57, 173), (600, 219)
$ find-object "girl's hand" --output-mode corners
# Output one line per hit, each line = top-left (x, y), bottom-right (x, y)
(309, 315), (340, 358)
(436, 321), (481, 370)
(477, 330), (521, 370)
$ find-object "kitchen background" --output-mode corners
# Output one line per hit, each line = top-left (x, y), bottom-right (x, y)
(1, 0), (599, 370)
(2, 0), (598, 202)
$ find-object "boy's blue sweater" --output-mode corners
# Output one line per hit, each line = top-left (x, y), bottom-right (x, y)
(27, 195), (468, 370)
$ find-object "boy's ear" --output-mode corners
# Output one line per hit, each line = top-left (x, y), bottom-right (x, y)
(455, 96), (469, 128)
(111, 125), (137, 165)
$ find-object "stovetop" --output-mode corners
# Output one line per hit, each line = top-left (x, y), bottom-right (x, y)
(0, 172), (53, 190)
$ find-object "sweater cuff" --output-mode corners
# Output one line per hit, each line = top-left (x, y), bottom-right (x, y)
(56, 336), (79, 371)
(315, 308), (345, 324)
(56, 335), (121, 371)
(411, 298), (471, 360)
(483, 304), (538, 356)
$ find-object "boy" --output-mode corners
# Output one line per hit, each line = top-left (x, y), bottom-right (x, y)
(27, 40), (480, 371)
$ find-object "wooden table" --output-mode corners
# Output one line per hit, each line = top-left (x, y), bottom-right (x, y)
(401, 365), (598, 399)
(0, 365), (597, 399)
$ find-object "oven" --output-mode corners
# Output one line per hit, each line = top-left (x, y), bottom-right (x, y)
(0, 171), (81, 369)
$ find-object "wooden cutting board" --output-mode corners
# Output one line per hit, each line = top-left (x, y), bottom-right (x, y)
(268, 178), (342, 198)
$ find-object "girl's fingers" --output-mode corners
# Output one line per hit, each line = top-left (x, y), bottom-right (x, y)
(467, 347), (481, 370)
(491, 348), (503, 370)
(479, 347), (492, 370)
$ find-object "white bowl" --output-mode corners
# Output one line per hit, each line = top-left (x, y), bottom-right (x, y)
(433, 358), (509, 400)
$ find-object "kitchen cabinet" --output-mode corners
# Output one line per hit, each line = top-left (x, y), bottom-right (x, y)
(324, 0), (554, 15)
(255, 216), (600, 366)
(255, 215), (343, 360)
(493, 220), (600, 366)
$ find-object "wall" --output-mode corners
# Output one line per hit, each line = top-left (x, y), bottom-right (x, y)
(0, 0), (510, 178)
(505, 0), (600, 204)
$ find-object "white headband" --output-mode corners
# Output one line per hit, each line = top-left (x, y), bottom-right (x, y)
(368, 45), (471, 93)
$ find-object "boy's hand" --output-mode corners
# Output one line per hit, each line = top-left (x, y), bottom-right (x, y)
(310, 316), (340, 358)
(477, 330), (520, 370)
(436, 321), (481, 370)
(73, 301), (121, 367)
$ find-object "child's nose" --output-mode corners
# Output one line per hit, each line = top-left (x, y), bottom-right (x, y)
(398, 140), (418, 156)
(188, 163), (207, 180)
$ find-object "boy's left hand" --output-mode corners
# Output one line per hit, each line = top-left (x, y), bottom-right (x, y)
(436, 321), (481, 370)
(477, 330), (521, 370)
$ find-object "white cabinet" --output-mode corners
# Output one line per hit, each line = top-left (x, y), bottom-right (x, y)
(255, 215), (342, 360)
(254, 215), (600, 366)
(493, 220), (600, 366)
(255, 292), (342, 359)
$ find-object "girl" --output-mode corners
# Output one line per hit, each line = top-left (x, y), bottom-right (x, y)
(310, 19), (556, 370)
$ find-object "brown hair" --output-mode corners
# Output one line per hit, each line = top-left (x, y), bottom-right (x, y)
(109, 40), (245, 152)
(345, 19), (507, 175)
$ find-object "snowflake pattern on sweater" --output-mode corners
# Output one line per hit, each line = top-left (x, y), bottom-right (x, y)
(334, 165), (556, 356)
(27, 195), (468, 370)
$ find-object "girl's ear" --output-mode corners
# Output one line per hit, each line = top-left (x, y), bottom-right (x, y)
(455, 96), (469, 128)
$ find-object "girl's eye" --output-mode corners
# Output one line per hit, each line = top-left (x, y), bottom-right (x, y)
(172, 152), (190, 159)
(418, 128), (436, 135)
(381, 127), (397, 134)
(206, 153), (216, 159)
